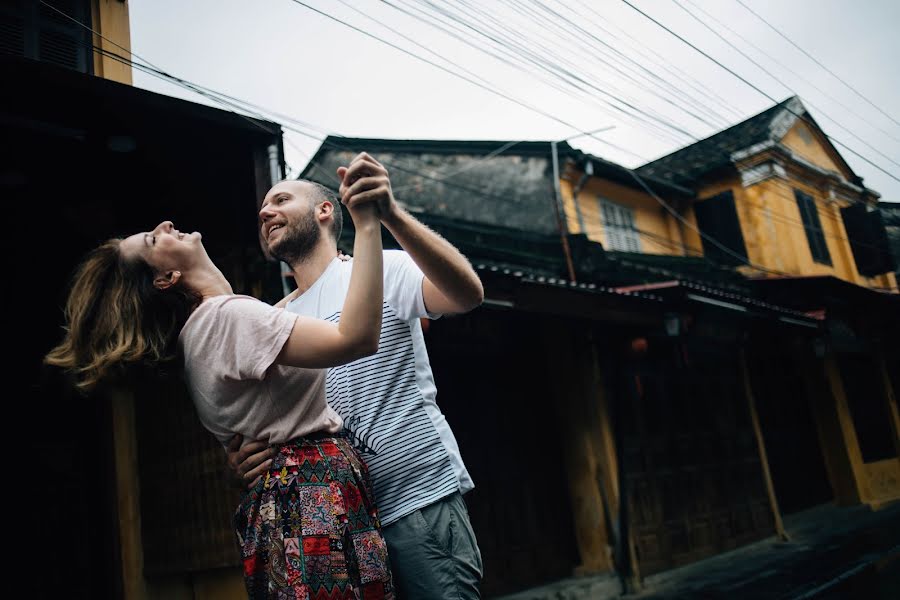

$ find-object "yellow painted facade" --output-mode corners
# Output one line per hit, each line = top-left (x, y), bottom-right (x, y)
(781, 120), (847, 177)
(559, 111), (899, 519)
(91, 0), (133, 84)
(559, 121), (896, 292)
(560, 175), (702, 257)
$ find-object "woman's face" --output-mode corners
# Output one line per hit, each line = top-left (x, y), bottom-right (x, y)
(120, 220), (205, 274)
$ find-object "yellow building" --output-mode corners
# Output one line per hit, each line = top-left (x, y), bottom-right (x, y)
(563, 97), (897, 292)
(560, 98), (899, 517)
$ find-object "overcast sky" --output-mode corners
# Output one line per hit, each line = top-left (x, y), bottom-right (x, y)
(129, 0), (899, 202)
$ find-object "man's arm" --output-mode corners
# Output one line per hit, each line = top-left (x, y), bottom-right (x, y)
(340, 153), (484, 315)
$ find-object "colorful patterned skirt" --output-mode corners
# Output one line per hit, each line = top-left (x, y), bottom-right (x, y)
(234, 433), (394, 599)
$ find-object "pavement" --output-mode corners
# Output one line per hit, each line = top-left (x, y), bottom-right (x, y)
(492, 501), (900, 600)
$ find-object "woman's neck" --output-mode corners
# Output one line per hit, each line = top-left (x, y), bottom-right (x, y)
(187, 266), (234, 301)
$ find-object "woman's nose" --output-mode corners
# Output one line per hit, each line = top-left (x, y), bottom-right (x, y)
(155, 220), (174, 233)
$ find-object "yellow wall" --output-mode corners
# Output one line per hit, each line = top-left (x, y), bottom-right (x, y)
(91, 0), (133, 84)
(782, 121), (850, 179)
(561, 173), (701, 256)
(696, 176), (897, 291)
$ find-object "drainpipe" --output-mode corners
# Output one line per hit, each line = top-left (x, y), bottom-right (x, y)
(551, 140), (578, 283)
(571, 160), (594, 234)
(267, 143), (283, 185)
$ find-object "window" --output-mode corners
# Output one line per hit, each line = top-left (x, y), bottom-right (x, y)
(600, 198), (642, 252)
(0, 0), (93, 74)
(794, 190), (832, 266)
(693, 191), (748, 266)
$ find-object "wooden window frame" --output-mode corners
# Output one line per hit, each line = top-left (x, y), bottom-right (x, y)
(794, 189), (833, 266)
(599, 197), (642, 253)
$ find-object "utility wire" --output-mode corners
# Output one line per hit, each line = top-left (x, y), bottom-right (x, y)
(52, 1), (887, 280)
(670, 0), (900, 169)
(683, 0), (900, 144)
(571, 0), (745, 122)
(733, 0), (900, 128)
(392, 0), (690, 147)
(287, 0), (647, 160)
(619, 0), (900, 184)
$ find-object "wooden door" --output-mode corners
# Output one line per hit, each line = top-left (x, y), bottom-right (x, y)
(614, 338), (774, 576)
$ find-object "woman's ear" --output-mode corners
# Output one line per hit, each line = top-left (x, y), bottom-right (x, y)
(153, 270), (182, 290)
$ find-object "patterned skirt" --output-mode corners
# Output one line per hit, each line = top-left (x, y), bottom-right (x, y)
(234, 433), (394, 599)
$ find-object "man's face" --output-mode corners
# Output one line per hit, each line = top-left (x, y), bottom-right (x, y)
(260, 181), (322, 264)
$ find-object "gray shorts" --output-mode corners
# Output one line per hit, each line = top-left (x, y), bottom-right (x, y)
(382, 492), (483, 599)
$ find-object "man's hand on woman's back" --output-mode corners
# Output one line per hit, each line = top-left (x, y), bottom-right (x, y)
(225, 434), (275, 490)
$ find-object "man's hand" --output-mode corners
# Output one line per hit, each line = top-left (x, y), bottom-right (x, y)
(225, 434), (275, 490)
(337, 153), (398, 224)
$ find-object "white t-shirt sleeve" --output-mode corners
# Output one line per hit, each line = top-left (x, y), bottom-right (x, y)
(203, 296), (299, 381)
(383, 250), (441, 320)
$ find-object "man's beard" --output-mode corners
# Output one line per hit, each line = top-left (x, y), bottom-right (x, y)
(269, 208), (321, 265)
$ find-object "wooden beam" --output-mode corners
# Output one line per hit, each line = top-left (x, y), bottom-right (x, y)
(740, 349), (788, 541)
(876, 353), (900, 458)
(543, 325), (614, 574)
(110, 386), (146, 600)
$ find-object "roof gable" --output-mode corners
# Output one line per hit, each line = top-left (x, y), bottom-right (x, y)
(636, 97), (859, 188)
(780, 120), (854, 180)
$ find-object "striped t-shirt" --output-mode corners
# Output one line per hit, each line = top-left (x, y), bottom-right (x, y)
(285, 251), (474, 526)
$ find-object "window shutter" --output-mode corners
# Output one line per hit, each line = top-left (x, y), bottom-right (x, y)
(0, 12), (26, 57)
(693, 191), (748, 266)
(841, 203), (896, 277)
(0, 0), (92, 74)
(794, 190), (832, 266)
(600, 199), (642, 252)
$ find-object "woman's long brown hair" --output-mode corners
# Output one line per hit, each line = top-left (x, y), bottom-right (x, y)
(45, 239), (200, 393)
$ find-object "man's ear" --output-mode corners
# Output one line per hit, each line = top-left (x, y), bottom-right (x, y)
(153, 270), (182, 291)
(316, 200), (334, 223)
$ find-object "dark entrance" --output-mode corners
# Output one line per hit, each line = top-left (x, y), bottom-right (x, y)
(612, 336), (775, 576)
(749, 345), (834, 514)
(425, 309), (580, 597)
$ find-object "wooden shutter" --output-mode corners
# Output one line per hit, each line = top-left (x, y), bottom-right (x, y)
(794, 190), (832, 266)
(693, 191), (748, 266)
(600, 198), (642, 252)
(841, 203), (896, 277)
(0, 0), (92, 74)
(0, 6), (27, 57)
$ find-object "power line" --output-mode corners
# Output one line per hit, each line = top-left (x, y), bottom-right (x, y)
(388, 0), (690, 148)
(682, 0), (900, 144)
(286, 0), (647, 160)
(380, 0), (679, 148)
(670, 0), (900, 170)
(53, 0), (887, 282)
(627, 169), (791, 276)
(78, 34), (593, 209)
(286, 0), (872, 278)
(619, 0), (900, 184)
(512, 0), (724, 132)
(733, 0), (900, 128)
(571, 0), (745, 123)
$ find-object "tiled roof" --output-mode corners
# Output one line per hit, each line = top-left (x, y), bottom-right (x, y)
(636, 97), (803, 188)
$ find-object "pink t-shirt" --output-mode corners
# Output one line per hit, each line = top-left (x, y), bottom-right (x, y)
(178, 295), (342, 446)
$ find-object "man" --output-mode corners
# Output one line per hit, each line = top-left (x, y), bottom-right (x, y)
(228, 152), (484, 598)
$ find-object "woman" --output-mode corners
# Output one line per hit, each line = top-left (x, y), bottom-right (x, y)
(45, 188), (393, 598)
